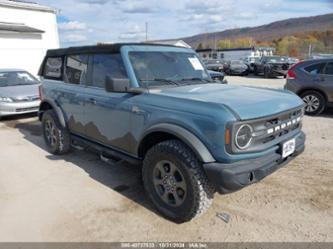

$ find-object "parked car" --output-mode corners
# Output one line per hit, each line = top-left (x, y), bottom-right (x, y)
(285, 58), (333, 115)
(224, 60), (249, 75)
(0, 69), (40, 119)
(254, 56), (291, 78)
(208, 70), (227, 83)
(204, 59), (225, 72)
(38, 43), (305, 223)
(286, 57), (299, 65)
(242, 56), (259, 73)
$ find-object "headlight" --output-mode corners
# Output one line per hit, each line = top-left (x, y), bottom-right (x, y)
(0, 97), (13, 103)
(235, 124), (253, 149)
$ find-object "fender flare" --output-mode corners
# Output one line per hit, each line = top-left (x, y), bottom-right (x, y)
(140, 123), (216, 163)
(39, 99), (67, 128)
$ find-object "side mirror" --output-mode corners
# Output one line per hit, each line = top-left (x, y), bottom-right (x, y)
(105, 77), (130, 92)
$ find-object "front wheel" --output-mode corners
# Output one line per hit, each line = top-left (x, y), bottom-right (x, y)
(142, 140), (214, 223)
(253, 66), (258, 75)
(300, 91), (326, 115)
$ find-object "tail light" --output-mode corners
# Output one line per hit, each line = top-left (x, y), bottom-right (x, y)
(287, 61), (302, 79)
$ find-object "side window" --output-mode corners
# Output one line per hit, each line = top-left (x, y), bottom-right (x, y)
(90, 53), (128, 89)
(43, 57), (63, 79)
(304, 63), (326, 75)
(65, 55), (89, 85)
(323, 62), (333, 75)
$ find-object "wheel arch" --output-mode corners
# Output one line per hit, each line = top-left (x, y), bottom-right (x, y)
(138, 123), (216, 163)
(39, 100), (67, 128)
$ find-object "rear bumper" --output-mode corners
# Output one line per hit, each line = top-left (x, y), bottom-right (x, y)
(0, 100), (40, 117)
(203, 131), (305, 194)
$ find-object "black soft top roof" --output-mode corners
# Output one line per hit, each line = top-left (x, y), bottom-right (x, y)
(46, 43), (181, 57)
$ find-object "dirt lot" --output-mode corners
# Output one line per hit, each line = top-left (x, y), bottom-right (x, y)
(0, 76), (332, 242)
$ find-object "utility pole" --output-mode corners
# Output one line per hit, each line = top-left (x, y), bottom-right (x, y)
(145, 22), (148, 41)
(308, 44), (312, 58)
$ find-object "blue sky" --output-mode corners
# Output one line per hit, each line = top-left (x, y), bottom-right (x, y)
(37, 0), (333, 47)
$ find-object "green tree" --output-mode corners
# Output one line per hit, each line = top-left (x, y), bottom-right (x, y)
(217, 39), (232, 49)
(233, 37), (256, 48)
(197, 43), (204, 50)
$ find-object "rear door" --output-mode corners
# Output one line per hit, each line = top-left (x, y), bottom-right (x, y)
(62, 54), (89, 135)
(322, 61), (333, 102)
(42, 55), (87, 135)
(83, 53), (134, 152)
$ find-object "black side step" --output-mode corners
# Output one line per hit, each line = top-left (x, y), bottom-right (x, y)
(71, 134), (141, 166)
(100, 153), (124, 166)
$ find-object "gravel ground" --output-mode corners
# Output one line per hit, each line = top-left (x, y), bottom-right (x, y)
(0, 76), (332, 242)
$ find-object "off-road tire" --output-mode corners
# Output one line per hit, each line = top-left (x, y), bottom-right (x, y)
(42, 110), (71, 155)
(142, 139), (214, 223)
(300, 91), (326, 116)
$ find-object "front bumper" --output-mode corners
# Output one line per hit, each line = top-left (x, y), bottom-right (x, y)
(229, 69), (248, 75)
(0, 100), (40, 117)
(270, 69), (288, 76)
(203, 131), (305, 194)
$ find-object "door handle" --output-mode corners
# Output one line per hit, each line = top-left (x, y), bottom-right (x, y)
(88, 98), (97, 105)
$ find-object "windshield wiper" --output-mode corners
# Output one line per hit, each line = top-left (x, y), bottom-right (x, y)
(180, 77), (212, 83)
(140, 78), (180, 86)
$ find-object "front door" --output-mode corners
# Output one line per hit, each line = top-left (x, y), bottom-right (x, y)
(83, 53), (134, 152)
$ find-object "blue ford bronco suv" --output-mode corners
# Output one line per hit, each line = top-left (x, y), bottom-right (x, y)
(38, 43), (305, 222)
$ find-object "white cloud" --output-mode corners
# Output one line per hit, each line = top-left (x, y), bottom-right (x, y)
(58, 21), (87, 31)
(118, 24), (146, 41)
(121, 1), (157, 14)
(63, 33), (88, 42)
(81, 0), (110, 4)
(238, 12), (258, 20)
(36, 0), (332, 46)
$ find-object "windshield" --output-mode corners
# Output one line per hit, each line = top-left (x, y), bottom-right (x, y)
(0, 71), (39, 87)
(265, 56), (287, 63)
(129, 51), (210, 87)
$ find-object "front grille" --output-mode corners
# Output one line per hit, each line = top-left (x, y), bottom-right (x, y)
(229, 107), (304, 153)
(272, 64), (289, 71)
(13, 96), (40, 102)
(253, 109), (302, 145)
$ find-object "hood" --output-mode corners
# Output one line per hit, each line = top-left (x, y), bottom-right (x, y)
(0, 84), (40, 99)
(230, 64), (247, 70)
(153, 83), (304, 120)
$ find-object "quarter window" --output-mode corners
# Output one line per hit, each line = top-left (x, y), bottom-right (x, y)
(323, 62), (333, 75)
(90, 54), (128, 88)
(43, 57), (63, 79)
(65, 55), (89, 85)
(304, 63), (326, 75)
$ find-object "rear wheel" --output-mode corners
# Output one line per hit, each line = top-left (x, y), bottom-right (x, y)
(42, 110), (71, 154)
(142, 140), (214, 223)
(300, 91), (326, 115)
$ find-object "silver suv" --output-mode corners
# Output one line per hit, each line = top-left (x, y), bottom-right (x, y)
(285, 58), (333, 115)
